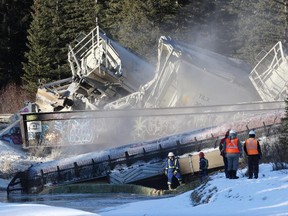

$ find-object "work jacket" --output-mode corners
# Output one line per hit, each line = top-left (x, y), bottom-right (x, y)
(199, 157), (209, 170)
(166, 158), (180, 171)
(225, 138), (241, 154)
(245, 138), (259, 155)
(244, 138), (262, 156)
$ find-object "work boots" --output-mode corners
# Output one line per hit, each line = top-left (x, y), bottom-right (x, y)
(229, 170), (239, 179)
(228, 170), (233, 179)
(232, 170), (239, 179)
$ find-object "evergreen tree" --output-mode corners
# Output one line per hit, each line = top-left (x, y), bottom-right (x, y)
(172, 1), (218, 47)
(0, 0), (32, 88)
(277, 98), (288, 165)
(230, 0), (286, 65)
(170, 0), (245, 57)
(100, 0), (179, 63)
(23, 0), (57, 92)
(0, 2), (9, 86)
(23, 0), (98, 93)
(273, 0), (288, 49)
(63, 0), (98, 34)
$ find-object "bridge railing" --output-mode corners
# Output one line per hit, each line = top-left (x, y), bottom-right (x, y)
(7, 121), (281, 195)
(20, 101), (285, 151)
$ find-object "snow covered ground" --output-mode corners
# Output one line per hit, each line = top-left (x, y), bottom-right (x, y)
(99, 165), (288, 216)
(0, 202), (100, 216)
(0, 141), (50, 181)
(0, 141), (288, 216)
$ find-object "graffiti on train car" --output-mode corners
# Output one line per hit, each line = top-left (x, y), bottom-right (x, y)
(24, 109), (283, 149)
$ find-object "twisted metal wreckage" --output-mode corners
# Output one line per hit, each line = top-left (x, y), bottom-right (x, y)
(6, 25), (288, 195)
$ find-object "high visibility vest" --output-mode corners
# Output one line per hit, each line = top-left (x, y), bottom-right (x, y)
(200, 158), (209, 169)
(167, 159), (179, 169)
(225, 138), (240, 154)
(245, 138), (259, 155)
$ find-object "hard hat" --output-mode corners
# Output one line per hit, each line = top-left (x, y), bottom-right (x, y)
(199, 152), (204, 157)
(168, 152), (174, 157)
(249, 130), (255, 135)
(229, 130), (236, 135)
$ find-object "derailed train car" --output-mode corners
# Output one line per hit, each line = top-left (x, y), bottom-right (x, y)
(140, 38), (262, 108)
(7, 25), (288, 195)
(35, 25), (288, 112)
(7, 108), (284, 195)
(36, 26), (155, 112)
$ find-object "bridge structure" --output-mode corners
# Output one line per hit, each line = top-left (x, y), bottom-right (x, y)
(7, 100), (284, 195)
(6, 121), (281, 195)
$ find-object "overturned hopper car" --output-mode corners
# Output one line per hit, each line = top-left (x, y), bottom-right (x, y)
(36, 25), (288, 112)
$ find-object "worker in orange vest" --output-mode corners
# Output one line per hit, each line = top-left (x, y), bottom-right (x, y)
(223, 130), (243, 179)
(219, 130), (230, 178)
(244, 130), (262, 179)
